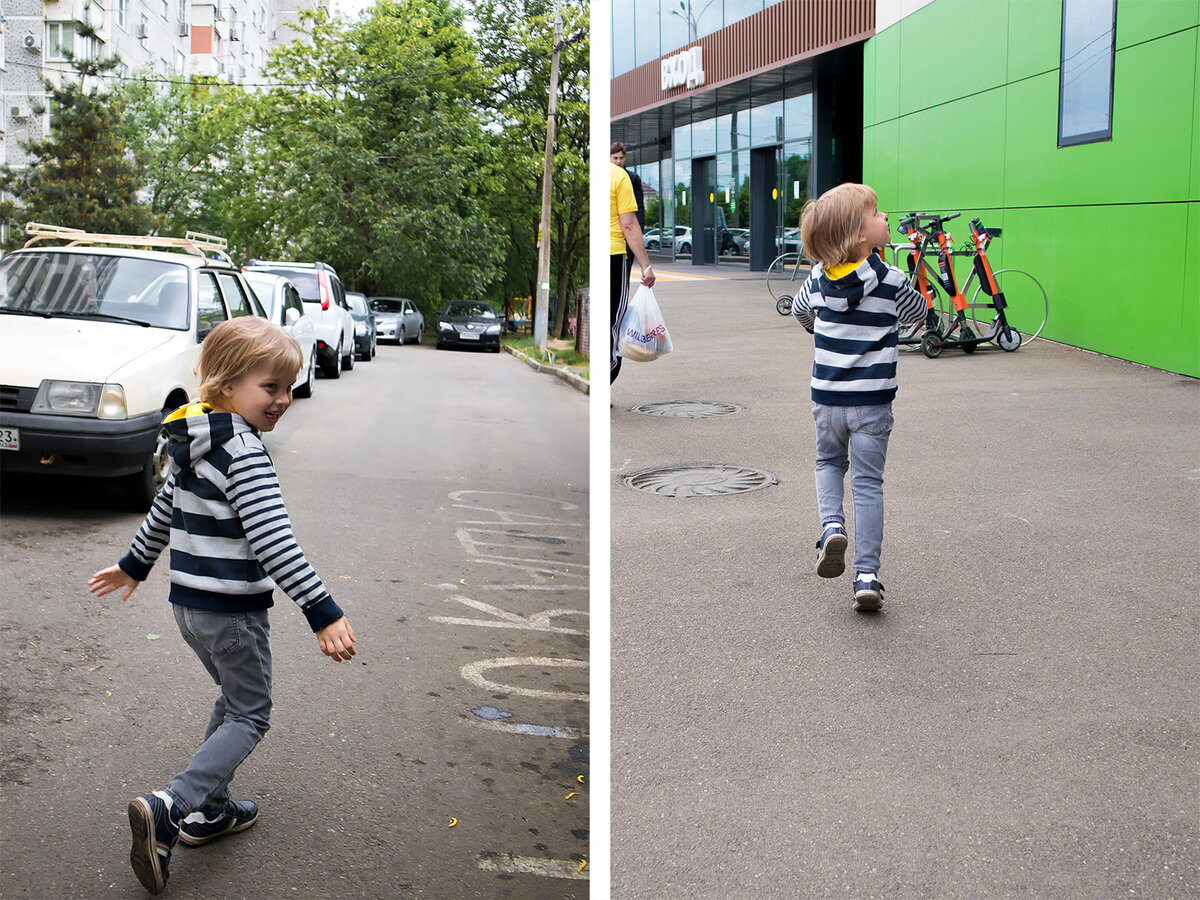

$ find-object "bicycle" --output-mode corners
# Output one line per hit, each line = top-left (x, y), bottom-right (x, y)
(893, 212), (1048, 357)
(766, 249), (811, 315)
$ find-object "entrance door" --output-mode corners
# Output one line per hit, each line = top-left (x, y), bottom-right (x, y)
(749, 147), (778, 271)
(690, 156), (716, 265)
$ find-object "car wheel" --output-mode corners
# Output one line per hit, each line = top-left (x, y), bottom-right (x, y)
(680, 242), (691, 254)
(398, 325), (406, 345)
(343, 338), (355, 371)
(295, 350), (316, 398)
(326, 341), (343, 378)
(126, 409), (171, 509)
(415, 325), (424, 344)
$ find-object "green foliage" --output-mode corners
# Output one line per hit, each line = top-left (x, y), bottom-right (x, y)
(472, 0), (589, 339)
(1, 47), (152, 246)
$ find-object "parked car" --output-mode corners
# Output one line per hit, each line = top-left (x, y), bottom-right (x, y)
(673, 226), (693, 254)
(368, 296), (424, 345)
(243, 271), (318, 398)
(726, 228), (750, 255)
(242, 260), (354, 378)
(436, 300), (502, 352)
(345, 292), (377, 361)
(642, 228), (662, 251)
(0, 223), (267, 507)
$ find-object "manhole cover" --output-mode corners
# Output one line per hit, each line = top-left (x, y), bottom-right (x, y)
(623, 465), (778, 497)
(631, 400), (743, 418)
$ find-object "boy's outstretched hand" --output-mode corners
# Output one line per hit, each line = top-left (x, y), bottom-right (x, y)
(317, 616), (357, 661)
(88, 565), (139, 601)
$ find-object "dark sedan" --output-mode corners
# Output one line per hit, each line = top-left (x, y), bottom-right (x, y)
(436, 300), (502, 352)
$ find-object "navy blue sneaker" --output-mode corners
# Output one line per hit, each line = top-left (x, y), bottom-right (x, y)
(128, 793), (181, 895)
(853, 574), (884, 612)
(815, 524), (848, 578)
(178, 800), (259, 847)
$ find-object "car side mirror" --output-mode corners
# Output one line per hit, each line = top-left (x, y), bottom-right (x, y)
(285, 307), (300, 326)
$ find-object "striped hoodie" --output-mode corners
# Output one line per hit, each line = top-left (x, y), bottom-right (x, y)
(792, 253), (927, 406)
(118, 403), (344, 633)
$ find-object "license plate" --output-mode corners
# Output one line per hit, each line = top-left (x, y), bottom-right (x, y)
(0, 426), (18, 451)
(461, 332), (480, 340)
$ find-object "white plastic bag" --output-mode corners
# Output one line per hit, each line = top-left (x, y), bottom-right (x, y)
(618, 284), (673, 362)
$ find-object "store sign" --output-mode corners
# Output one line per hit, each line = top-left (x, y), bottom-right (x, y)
(661, 46), (705, 91)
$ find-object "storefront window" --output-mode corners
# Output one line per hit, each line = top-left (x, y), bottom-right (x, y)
(639, 161), (662, 240)
(723, 0), (766, 28)
(691, 116), (717, 157)
(716, 107), (745, 153)
(674, 159), (692, 256)
(750, 99), (783, 148)
(783, 91), (813, 142)
(673, 122), (692, 162)
(782, 141), (811, 233)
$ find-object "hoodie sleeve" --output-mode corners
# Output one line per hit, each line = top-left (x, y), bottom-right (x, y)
(791, 270), (819, 333)
(225, 446), (344, 632)
(118, 474), (175, 581)
(890, 266), (928, 324)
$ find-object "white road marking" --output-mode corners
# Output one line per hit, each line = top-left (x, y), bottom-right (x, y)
(460, 657), (588, 702)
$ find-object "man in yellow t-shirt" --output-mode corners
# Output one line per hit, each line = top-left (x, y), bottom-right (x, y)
(611, 162), (655, 384)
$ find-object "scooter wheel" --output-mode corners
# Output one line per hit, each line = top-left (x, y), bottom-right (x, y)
(999, 327), (1022, 351)
(921, 331), (944, 359)
(960, 325), (978, 353)
(776, 295), (793, 316)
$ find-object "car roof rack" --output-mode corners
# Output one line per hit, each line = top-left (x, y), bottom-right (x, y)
(21, 222), (234, 265)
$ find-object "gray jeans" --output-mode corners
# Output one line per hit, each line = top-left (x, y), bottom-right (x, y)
(167, 605), (273, 813)
(812, 402), (894, 575)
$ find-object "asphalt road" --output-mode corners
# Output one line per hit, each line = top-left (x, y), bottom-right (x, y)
(610, 264), (1199, 898)
(0, 341), (590, 898)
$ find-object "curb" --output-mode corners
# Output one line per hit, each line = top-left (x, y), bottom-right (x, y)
(502, 345), (590, 395)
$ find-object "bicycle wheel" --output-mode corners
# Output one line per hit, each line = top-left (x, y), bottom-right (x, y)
(968, 268), (1049, 346)
(766, 252), (805, 306)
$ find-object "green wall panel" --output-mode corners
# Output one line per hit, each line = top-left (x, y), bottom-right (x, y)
(897, 0), (1011, 115)
(1117, 0), (1200, 47)
(866, 23), (901, 125)
(1007, 0), (1062, 81)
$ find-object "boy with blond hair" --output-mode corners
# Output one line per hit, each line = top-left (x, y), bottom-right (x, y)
(792, 183), (926, 611)
(88, 316), (357, 894)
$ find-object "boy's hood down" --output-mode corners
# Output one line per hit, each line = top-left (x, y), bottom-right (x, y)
(816, 254), (890, 312)
(163, 402), (255, 471)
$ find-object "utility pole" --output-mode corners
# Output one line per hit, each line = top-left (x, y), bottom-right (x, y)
(533, 2), (562, 355)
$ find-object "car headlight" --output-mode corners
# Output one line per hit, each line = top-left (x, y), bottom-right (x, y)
(32, 381), (128, 419)
(439, 321), (452, 330)
(355, 322), (367, 335)
(485, 324), (502, 335)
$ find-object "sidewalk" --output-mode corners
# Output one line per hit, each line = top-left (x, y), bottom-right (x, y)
(610, 263), (1200, 898)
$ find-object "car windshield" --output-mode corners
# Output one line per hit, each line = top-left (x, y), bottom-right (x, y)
(347, 294), (368, 315)
(256, 268), (319, 302)
(0, 251), (190, 329)
(370, 299), (405, 313)
(446, 301), (496, 319)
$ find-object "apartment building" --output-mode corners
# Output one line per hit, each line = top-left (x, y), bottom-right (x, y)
(1, 0), (326, 168)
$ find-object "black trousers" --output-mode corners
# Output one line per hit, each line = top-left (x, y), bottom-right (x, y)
(610, 253), (630, 383)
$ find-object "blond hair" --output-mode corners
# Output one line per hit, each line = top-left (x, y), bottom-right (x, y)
(799, 182), (878, 267)
(198, 316), (303, 404)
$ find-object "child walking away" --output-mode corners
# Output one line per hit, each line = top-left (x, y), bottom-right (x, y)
(87, 316), (357, 894)
(791, 183), (926, 611)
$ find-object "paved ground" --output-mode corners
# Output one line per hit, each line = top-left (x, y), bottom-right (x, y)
(609, 262), (1199, 898)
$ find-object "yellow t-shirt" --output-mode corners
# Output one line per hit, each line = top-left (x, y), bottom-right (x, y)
(610, 163), (637, 255)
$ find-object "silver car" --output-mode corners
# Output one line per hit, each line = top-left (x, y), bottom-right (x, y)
(369, 296), (424, 345)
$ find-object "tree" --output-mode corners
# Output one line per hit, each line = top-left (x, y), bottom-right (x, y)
(1, 34), (151, 246)
(248, 0), (506, 317)
(472, 0), (589, 339)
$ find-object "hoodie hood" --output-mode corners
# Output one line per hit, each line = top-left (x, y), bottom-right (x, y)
(816, 253), (890, 313)
(164, 402), (256, 472)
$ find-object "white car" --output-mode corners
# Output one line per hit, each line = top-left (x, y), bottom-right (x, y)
(0, 223), (267, 507)
(243, 271), (318, 399)
(368, 296), (424, 345)
(242, 260), (355, 379)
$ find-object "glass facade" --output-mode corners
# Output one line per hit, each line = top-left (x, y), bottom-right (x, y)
(620, 83), (813, 266)
(611, 0), (790, 76)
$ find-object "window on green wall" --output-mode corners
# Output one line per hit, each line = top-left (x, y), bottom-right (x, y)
(1058, 0), (1116, 147)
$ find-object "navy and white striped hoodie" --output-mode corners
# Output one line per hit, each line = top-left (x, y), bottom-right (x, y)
(792, 253), (926, 406)
(118, 403), (344, 633)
